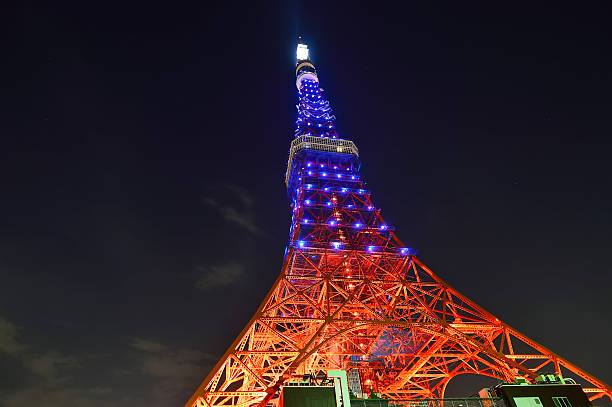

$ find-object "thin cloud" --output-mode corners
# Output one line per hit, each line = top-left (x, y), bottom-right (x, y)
(226, 184), (255, 207)
(131, 338), (168, 353)
(203, 185), (266, 236)
(0, 316), (215, 407)
(0, 316), (100, 407)
(0, 315), (26, 355)
(22, 351), (79, 382)
(203, 197), (262, 234)
(2, 386), (117, 407)
(130, 337), (217, 405)
(136, 347), (211, 378)
(194, 262), (246, 291)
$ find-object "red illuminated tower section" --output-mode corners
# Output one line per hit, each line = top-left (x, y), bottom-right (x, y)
(184, 43), (611, 407)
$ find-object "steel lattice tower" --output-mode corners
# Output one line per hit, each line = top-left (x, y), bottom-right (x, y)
(185, 43), (611, 407)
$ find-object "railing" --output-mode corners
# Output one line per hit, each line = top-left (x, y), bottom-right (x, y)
(350, 398), (506, 407)
(386, 398), (506, 407)
(285, 135), (359, 186)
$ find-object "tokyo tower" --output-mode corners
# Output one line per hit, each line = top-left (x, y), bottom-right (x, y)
(184, 42), (611, 407)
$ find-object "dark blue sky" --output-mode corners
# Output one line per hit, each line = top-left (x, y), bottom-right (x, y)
(1, 2), (611, 406)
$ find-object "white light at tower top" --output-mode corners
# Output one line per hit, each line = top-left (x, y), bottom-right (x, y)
(296, 44), (309, 60)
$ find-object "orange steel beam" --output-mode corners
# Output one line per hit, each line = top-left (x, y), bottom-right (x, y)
(185, 250), (612, 407)
(183, 248), (295, 407)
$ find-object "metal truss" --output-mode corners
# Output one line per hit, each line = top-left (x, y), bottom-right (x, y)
(185, 53), (610, 407)
(185, 152), (612, 407)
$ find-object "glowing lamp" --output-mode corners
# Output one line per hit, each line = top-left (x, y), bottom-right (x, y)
(296, 44), (309, 60)
(331, 241), (341, 249)
(298, 241), (306, 248)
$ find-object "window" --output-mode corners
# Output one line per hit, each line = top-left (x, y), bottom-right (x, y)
(513, 397), (542, 407)
(552, 397), (572, 407)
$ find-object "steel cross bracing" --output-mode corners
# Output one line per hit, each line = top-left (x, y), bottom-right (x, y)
(185, 150), (611, 407)
(184, 50), (611, 407)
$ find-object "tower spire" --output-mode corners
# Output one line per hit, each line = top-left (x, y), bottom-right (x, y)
(294, 41), (336, 138)
(286, 42), (359, 189)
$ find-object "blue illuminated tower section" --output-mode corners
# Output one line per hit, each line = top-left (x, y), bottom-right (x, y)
(285, 43), (412, 257)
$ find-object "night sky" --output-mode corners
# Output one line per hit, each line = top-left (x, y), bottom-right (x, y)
(2, 2), (612, 406)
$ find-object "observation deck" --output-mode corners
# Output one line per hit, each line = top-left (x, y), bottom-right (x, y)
(285, 135), (359, 186)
